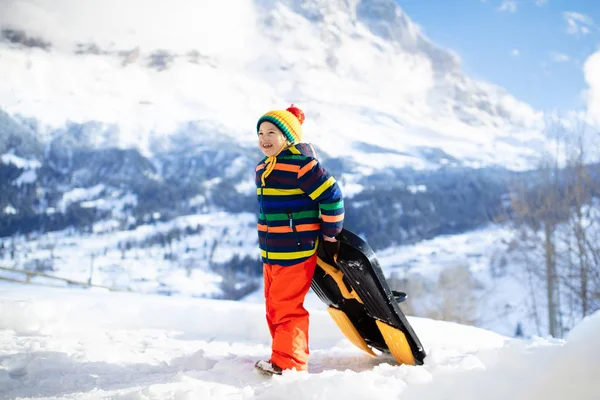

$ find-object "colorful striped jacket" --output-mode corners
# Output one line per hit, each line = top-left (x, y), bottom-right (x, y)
(256, 143), (344, 266)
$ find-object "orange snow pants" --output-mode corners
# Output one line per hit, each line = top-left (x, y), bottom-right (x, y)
(263, 253), (317, 371)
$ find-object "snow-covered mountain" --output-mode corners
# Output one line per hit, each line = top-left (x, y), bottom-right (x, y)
(0, 0), (546, 170)
(2, 0), (544, 247)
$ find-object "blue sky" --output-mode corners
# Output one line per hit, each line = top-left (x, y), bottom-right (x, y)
(397, 0), (599, 112)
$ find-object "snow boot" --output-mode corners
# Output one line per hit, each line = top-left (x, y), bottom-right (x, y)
(254, 360), (283, 376)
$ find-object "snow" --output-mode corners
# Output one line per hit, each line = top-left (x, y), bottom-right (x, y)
(0, 283), (597, 399)
(235, 179), (256, 196)
(3, 205), (17, 215)
(0, 218), (547, 338)
(13, 169), (38, 186)
(375, 226), (537, 337)
(407, 184), (426, 194)
(0, 0), (550, 170)
(0, 211), (258, 298)
(0, 153), (42, 169)
(0, 153), (42, 186)
(58, 185), (106, 212)
(339, 181), (364, 198)
(378, 227), (508, 276)
(3, 205), (592, 340)
(86, 192), (138, 218)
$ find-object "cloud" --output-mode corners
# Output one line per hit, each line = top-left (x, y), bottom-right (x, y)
(497, 1), (517, 12)
(0, 0), (263, 57)
(583, 51), (600, 125)
(511, 49), (520, 56)
(535, 0), (547, 6)
(550, 52), (570, 62)
(563, 12), (594, 36)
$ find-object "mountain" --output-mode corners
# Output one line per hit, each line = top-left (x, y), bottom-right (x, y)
(0, 0), (545, 169)
(0, 0), (550, 242)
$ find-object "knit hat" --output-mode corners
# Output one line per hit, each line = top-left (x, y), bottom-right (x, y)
(256, 105), (305, 144)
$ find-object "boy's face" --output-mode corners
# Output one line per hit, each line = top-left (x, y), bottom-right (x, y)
(258, 121), (288, 157)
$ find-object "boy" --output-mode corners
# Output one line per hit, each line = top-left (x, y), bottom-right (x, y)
(254, 105), (344, 375)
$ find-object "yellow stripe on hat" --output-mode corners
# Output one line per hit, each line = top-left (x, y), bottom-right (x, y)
(258, 110), (303, 144)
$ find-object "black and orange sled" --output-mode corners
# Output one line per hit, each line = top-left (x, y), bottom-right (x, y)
(312, 229), (426, 365)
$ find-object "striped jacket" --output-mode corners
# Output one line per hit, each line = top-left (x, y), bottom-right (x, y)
(256, 143), (344, 266)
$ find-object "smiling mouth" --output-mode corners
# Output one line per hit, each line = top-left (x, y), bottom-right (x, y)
(261, 143), (273, 149)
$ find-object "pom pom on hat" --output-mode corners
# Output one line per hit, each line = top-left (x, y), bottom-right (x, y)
(286, 104), (305, 125)
(257, 104), (305, 144)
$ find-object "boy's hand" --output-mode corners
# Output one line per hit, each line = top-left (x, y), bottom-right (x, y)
(322, 235), (340, 259)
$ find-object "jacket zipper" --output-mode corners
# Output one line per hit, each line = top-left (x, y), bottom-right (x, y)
(260, 186), (270, 262)
(288, 211), (301, 249)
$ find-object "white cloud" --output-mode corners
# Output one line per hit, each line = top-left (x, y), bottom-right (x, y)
(550, 52), (570, 62)
(563, 12), (594, 36)
(535, 0), (547, 6)
(0, 0), (262, 56)
(583, 51), (600, 125)
(497, 1), (517, 12)
(511, 49), (520, 56)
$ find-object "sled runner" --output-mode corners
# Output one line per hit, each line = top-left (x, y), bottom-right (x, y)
(311, 229), (426, 365)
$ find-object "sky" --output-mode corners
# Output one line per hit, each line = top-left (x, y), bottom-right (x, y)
(0, 283), (598, 400)
(398, 0), (600, 112)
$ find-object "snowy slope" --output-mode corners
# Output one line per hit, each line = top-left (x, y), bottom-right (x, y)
(0, 211), (259, 298)
(0, 218), (575, 341)
(0, 283), (598, 400)
(0, 0), (546, 170)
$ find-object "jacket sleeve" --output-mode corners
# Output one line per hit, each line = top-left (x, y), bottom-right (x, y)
(297, 157), (344, 238)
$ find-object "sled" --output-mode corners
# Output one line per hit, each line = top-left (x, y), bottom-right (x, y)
(311, 229), (426, 365)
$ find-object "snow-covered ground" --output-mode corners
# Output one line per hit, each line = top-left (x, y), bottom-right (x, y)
(0, 283), (598, 400)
